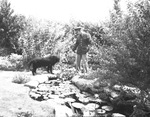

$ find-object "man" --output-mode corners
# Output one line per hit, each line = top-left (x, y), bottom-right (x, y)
(72, 27), (92, 73)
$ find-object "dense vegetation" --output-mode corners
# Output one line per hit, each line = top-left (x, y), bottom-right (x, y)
(1, 0), (150, 112)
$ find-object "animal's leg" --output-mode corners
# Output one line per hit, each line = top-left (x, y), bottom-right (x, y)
(48, 65), (53, 74)
(47, 66), (50, 73)
(32, 66), (37, 75)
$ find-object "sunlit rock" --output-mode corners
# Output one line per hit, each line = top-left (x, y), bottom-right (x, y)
(24, 80), (39, 89)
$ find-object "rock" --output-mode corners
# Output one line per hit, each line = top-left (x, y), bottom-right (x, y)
(43, 95), (49, 100)
(53, 70), (61, 75)
(104, 87), (112, 94)
(111, 91), (120, 98)
(71, 75), (93, 93)
(53, 70), (61, 73)
(94, 94), (99, 98)
(48, 74), (58, 80)
(53, 81), (60, 86)
(30, 74), (49, 83)
(47, 101), (74, 117)
(47, 98), (66, 105)
(53, 98), (66, 105)
(72, 102), (85, 109)
(37, 84), (49, 92)
(112, 113), (126, 117)
(99, 92), (109, 101)
(78, 97), (89, 104)
(71, 75), (80, 82)
(123, 92), (136, 101)
(96, 109), (106, 114)
(87, 97), (104, 104)
(29, 91), (43, 101)
(85, 103), (99, 110)
(113, 84), (122, 91)
(64, 97), (76, 102)
(101, 105), (113, 111)
(24, 80), (39, 89)
(55, 105), (74, 117)
(48, 94), (59, 99)
(93, 81), (100, 89)
(72, 75), (107, 94)
(93, 80), (108, 89)
(63, 92), (76, 96)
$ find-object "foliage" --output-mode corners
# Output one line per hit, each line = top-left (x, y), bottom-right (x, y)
(0, 0), (27, 53)
(8, 53), (24, 70)
(104, 0), (150, 90)
(18, 20), (61, 68)
(12, 72), (30, 84)
(15, 111), (33, 117)
(0, 53), (23, 70)
(0, 56), (12, 70)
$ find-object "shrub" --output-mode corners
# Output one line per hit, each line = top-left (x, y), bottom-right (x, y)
(0, 57), (12, 70)
(0, 53), (25, 71)
(8, 53), (24, 70)
(12, 73), (30, 84)
(15, 111), (33, 117)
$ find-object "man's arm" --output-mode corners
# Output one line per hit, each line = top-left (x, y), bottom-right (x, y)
(87, 33), (92, 45)
(72, 38), (79, 52)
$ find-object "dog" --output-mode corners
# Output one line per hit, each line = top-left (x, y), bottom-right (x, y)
(29, 55), (60, 75)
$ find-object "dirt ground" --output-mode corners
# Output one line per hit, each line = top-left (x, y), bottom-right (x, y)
(0, 71), (55, 117)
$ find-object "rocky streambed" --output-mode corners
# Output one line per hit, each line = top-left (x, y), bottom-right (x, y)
(25, 72), (150, 117)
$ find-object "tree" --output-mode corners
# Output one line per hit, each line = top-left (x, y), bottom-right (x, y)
(0, 0), (26, 53)
(107, 0), (150, 90)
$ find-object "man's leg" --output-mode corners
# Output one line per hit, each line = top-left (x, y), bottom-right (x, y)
(76, 54), (82, 71)
(82, 54), (89, 73)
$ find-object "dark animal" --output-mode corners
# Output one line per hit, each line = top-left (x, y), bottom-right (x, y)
(29, 55), (60, 75)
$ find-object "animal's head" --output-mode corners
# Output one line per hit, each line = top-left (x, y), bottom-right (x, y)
(51, 55), (60, 64)
(55, 56), (60, 63)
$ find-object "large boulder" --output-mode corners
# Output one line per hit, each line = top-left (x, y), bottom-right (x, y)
(71, 75), (105, 94)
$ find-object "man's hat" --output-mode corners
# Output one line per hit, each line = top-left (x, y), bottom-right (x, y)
(74, 26), (82, 31)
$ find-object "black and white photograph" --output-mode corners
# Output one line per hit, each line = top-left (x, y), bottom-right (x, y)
(0, 0), (150, 116)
